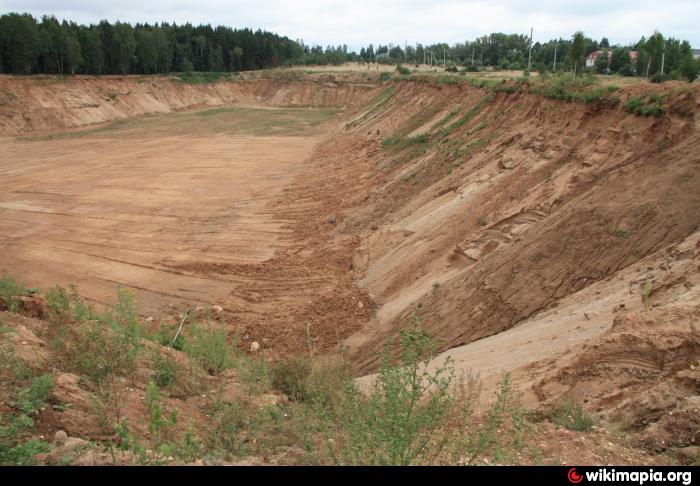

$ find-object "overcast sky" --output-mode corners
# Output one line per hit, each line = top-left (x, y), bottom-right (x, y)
(2, 0), (698, 49)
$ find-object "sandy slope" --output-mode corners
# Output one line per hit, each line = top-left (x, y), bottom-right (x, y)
(0, 73), (698, 455)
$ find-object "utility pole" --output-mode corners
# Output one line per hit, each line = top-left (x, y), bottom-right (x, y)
(471, 46), (475, 66)
(553, 44), (558, 71)
(443, 47), (446, 68)
(660, 40), (666, 75)
(527, 27), (533, 73)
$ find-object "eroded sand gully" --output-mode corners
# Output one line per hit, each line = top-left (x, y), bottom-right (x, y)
(0, 128), (319, 313)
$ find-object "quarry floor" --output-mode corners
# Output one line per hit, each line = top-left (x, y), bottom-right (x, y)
(0, 107), (360, 346)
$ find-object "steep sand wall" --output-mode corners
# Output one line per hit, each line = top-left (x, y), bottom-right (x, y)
(0, 75), (374, 136)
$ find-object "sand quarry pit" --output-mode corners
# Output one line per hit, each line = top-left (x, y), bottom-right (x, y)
(0, 98), (377, 354)
(1, 121), (320, 304)
(1, 74), (699, 447)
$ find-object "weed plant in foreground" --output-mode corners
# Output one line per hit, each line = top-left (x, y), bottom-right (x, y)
(0, 278), (532, 465)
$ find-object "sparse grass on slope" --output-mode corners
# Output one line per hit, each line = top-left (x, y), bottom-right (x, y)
(0, 279), (531, 465)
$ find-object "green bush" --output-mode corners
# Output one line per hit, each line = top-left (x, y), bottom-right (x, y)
(145, 381), (178, 452)
(0, 374), (54, 465)
(679, 58), (699, 83)
(395, 64), (411, 75)
(206, 400), (249, 459)
(326, 317), (455, 465)
(14, 374), (54, 415)
(71, 288), (143, 383)
(624, 95), (665, 117)
(0, 275), (25, 312)
(45, 285), (70, 316)
(182, 321), (235, 375)
(176, 71), (231, 84)
(547, 400), (594, 432)
(271, 356), (312, 402)
(151, 352), (179, 389)
(457, 373), (527, 465)
(618, 64), (635, 76)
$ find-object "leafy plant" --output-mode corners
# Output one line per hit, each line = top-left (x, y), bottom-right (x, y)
(0, 275), (25, 312)
(271, 356), (312, 402)
(182, 321), (234, 375)
(151, 351), (179, 389)
(145, 381), (178, 453)
(613, 228), (630, 239)
(0, 374), (54, 465)
(547, 400), (594, 432)
(327, 316), (455, 465)
(460, 373), (527, 464)
(624, 94), (665, 117)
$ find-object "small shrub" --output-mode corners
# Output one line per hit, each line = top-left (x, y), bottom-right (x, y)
(14, 374), (54, 415)
(613, 228), (630, 239)
(0, 374), (54, 465)
(150, 321), (185, 350)
(650, 73), (666, 84)
(0, 275), (25, 312)
(206, 400), (249, 459)
(618, 64), (635, 77)
(145, 381), (178, 453)
(271, 356), (312, 402)
(71, 287), (143, 383)
(239, 355), (271, 395)
(182, 321), (234, 375)
(460, 373), (527, 465)
(45, 285), (70, 316)
(151, 352), (179, 389)
(177, 71), (230, 84)
(547, 400), (594, 432)
(624, 95), (665, 117)
(326, 316), (456, 465)
(395, 64), (411, 75)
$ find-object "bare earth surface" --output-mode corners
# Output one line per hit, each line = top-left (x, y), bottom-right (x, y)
(0, 74), (698, 464)
(0, 112), (322, 314)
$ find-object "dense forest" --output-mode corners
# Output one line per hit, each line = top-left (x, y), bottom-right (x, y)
(0, 13), (306, 74)
(0, 11), (697, 80)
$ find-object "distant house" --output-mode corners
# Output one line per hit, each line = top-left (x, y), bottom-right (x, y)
(585, 50), (606, 68)
(585, 50), (637, 69)
(693, 49), (700, 60)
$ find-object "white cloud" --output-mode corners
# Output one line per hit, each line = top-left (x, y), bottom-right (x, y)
(1, 0), (698, 48)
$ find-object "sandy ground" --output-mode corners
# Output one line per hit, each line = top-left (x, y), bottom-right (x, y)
(0, 109), (325, 314)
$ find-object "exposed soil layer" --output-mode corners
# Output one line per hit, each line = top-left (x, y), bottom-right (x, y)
(1, 74), (699, 458)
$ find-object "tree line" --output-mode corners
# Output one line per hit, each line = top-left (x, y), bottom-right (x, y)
(362, 32), (697, 80)
(0, 11), (697, 81)
(0, 12), (306, 74)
